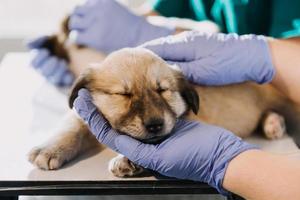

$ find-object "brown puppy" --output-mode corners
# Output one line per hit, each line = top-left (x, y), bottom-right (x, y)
(29, 48), (300, 177)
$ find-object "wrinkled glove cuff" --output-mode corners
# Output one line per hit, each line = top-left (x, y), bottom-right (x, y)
(250, 36), (275, 84)
(212, 139), (258, 196)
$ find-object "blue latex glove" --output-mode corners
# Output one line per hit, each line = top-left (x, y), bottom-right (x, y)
(69, 0), (175, 53)
(142, 31), (275, 86)
(27, 36), (74, 87)
(73, 88), (120, 151)
(73, 88), (257, 196)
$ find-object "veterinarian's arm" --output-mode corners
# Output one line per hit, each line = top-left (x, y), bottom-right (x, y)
(69, 0), (175, 54)
(223, 149), (300, 200)
(269, 37), (300, 104)
(115, 129), (300, 200)
(27, 36), (74, 86)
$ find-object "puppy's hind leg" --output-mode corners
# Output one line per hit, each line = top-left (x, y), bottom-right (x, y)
(262, 111), (286, 140)
(28, 111), (99, 170)
(280, 104), (300, 147)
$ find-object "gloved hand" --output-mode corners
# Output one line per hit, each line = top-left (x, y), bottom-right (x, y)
(69, 0), (175, 53)
(27, 36), (74, 87)
(73, 88), (257, 196)
(73, 88), (122, 151)
(142, 31), (275, 85)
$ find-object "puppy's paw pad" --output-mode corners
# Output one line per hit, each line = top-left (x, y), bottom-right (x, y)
(28, 147), (41, 163)
(109, 155), (143, 177)
(263, 112), (286, 140)
(28, 147), (66, 170)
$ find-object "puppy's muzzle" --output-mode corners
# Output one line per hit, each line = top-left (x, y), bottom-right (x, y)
(145, 117), (164, 134)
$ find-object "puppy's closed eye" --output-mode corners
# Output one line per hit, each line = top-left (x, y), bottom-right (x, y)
(157, 87), (168, 93)
(114, 92), (133, 98)
(156, 79), (170, 94)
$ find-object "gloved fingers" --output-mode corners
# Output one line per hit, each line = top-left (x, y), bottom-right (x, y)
(74, 29), (111, 53)
(69, 14), (94, 31)
(115, 135), (156, 169)
(31, 49), (50, 69)
(48, 60), (74, 86)
(73, 30), (91, 47)
(73, 5), (90, 16)
(48, 69), (69, 86)
(72, 89), (120, 150)
(142, 34), (194, 62)
(39, 57), (60, 77)
(143, 31), (213, 62)
(30, 48), (74, 87)
(167, 59), (219, 86)
(164, 60), (197, 79)
(77, 88), (93, 101)
(27, 35), (49, 49)
(72, 91), (121, 152)
(73, 88), (98, 120)
(60, 70), (75, 86)
(73, 89), (115, 143)
(48, 73), (61, 86)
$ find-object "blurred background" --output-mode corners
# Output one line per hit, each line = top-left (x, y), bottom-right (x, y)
(0, 0), (146, 61)
(1, 0), (300, 61)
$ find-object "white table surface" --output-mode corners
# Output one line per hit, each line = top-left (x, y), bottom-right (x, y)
(0, 52), (157, 181)
(0, 52), (299, 182)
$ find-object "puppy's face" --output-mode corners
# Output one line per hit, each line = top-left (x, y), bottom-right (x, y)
(69, 48), (199, 142)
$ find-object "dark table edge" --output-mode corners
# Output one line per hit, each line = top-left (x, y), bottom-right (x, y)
(0, 180), (218, 195)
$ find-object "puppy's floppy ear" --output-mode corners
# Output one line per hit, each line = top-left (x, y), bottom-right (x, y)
(68, 69), (93, 109)
(177, 75), (199, 114)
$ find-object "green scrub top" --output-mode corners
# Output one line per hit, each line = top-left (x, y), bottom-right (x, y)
(150, 0), (300, 38)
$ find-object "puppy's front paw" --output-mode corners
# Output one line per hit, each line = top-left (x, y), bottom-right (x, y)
(109, 155), (144, 177)
(263, 112), (286, 140)
(28, 145), (69, 170)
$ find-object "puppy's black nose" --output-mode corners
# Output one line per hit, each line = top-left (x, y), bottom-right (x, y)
(145, 118), (164, 134)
